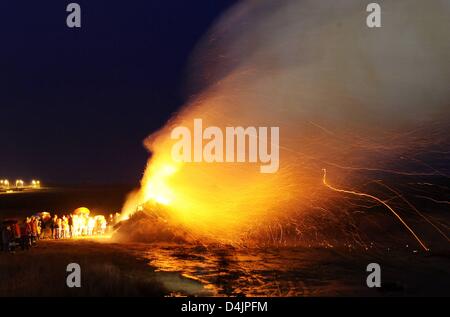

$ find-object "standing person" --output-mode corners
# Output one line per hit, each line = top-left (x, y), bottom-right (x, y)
(40, 216), (46, 239)
(107, 214), (114, 234)
(114, 212), (121, 224)
(52, 215), (58, 239)
(39, 213), (51, 239)
(72, 214), (78, 237)
(22, 218), (32, 250)
(12, 222), (21, 251)
(61, 216), (66, 239)
(57, 217), (62, 239)
(2, 225), (11, 252)
(1, 223), (7, 251)
(36, 217), (42, 240)
(68, 215), (73, 238)
(81, 215), (87, 236)
(31, 216), (38, 245)
(87, 217), (95, 236)
(100, 217), (107, 235)
(63, 216), (69, 238)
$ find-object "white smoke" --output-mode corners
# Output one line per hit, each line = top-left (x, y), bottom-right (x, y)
(186, 0), (450, 127)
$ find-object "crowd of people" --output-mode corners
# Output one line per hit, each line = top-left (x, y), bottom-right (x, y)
(1, 216), (40, 252)
(1, 209), (121, 253)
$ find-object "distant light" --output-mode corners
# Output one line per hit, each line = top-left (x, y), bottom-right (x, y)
(30, 179), (41, 188)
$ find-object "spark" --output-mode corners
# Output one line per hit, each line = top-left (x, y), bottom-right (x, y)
(322, 168), (429, 251)
(415, 195), (450, 205)
(374, 182), (450, 243)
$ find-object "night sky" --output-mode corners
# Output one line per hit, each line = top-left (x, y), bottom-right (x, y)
(0, 0), (237, 185)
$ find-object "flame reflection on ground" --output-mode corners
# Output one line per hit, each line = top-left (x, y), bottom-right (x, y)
(142, 244), (449, 296)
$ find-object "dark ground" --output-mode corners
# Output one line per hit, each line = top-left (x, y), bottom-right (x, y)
(0, 240), (166, 296)
(0, 239), (448, 297)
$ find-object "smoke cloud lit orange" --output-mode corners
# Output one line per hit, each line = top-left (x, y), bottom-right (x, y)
(122, 0), (450, 247)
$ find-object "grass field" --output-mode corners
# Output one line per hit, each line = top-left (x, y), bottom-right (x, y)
(0, 239), (167, 297)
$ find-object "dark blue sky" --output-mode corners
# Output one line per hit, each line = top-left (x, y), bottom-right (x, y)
(0, 0), (237, 185)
